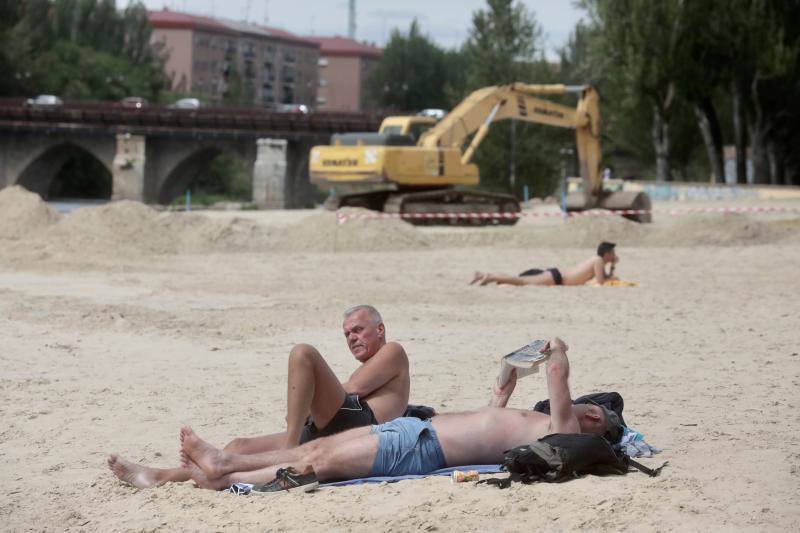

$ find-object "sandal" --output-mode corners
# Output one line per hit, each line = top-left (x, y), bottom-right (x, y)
(251, 467), (319, 493)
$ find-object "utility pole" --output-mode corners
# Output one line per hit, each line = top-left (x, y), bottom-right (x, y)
(348, 0), (356, 39)
(244, 0), (252, 22)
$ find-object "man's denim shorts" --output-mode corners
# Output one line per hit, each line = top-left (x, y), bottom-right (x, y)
(370, 417), (447, 477)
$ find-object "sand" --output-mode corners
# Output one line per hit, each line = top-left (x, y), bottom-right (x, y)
(1, 184), (798, 531)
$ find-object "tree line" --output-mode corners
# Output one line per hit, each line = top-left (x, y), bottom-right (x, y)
(2, 0), (798, 199)
(367, 0), (800, 195)
(0, 0), (166, 101)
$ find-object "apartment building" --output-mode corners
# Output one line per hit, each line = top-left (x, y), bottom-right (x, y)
(148, 10), (319, 108)
(308, 37), (382, 112)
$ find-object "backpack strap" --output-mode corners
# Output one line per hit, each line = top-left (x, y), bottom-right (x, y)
(476, 476), (513, 489)
(627, 457), (668, 477)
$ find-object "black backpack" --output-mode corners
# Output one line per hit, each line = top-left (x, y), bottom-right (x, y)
(480, 433), (665, 489)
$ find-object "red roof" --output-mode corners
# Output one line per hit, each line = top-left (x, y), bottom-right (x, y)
(149, 10), (319, 47)
(307, 37), (382, 59)
(148, 10), (237, 34)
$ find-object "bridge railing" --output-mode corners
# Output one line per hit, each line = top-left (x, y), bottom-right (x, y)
(0, 98), (384, 134)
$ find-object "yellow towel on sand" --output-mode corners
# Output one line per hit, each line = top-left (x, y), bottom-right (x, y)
(589, 279), (638, 287)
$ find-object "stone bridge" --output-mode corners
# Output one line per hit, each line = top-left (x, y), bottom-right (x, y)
(0, 99), (381, 207)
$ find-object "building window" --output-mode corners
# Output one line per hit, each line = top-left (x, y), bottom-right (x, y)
(316, 95), (327, 105)
(282, 86), (294, 103)
(318, 57), (329, 67)
(319, 77), (328, 87)
(281, 65), (295, 84)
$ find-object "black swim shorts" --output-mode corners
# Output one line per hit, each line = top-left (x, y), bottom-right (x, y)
(547, 267), (563, 285)
(299, 393), (377, 444)
(519, 267), (563, 285)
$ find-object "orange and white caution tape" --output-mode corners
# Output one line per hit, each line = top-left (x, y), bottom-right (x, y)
(336, 205), (800, 224)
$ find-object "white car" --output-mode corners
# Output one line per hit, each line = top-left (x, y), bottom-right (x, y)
(277, 103), (309, 114)
(417, 108), (447, 120)
(26, 94), (63, 106)
(171, 98), (201, 109)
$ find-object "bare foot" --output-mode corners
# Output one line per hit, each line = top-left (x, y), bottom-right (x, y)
(107, 454), (163, 489)
(180, 426), (227, 479)
(184, 457), (231, 491)
(478, 273), (494, 286)
(469, 271), (486, 285)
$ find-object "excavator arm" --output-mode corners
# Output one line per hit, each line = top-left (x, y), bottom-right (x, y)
(418, 83), (603, 204)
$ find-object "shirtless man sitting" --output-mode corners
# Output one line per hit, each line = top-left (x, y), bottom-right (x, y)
(177, 337), (621, 492)
(470, 241), (619, 287)
(108, 305), (410, 488)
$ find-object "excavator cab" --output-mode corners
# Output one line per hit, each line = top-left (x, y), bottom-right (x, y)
(379, 116), (438, 143)
(330, 116), (437, 148)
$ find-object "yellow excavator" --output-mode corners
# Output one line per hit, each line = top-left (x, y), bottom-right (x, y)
(309, 83), (651, 224)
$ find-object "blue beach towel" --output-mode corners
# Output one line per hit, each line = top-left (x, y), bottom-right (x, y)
(224, 464), (503, 495)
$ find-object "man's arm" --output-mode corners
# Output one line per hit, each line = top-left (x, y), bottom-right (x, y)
(488, 368), (517, 407)
(593, 257), (609, 284)
(545, 338), (581, 433)
(342, 341), (408, 397)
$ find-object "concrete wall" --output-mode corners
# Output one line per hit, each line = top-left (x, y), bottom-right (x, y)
(152, 28), (194, 92)
(317, 56), (361, 111)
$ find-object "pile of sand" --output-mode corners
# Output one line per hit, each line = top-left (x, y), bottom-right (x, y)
(2, 187), (796, 257)
(273, 208), (431, 252)
(33, 201), (279, 256)
(647, 213), (784, 247)
(0, 186), (60, 240)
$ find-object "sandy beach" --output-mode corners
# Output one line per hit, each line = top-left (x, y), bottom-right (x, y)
(1, 185), (799, 532)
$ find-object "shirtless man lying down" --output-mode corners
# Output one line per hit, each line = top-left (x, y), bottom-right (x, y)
(470, 242), (619, 287)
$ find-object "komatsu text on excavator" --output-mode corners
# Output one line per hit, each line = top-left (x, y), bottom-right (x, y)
(309, 83), (651, 225)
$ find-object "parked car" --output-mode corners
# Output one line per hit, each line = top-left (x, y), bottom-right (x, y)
(26, 94), (63, 106)
(170, 97), (201, 109)
(417, 108), (447, 120)
(277, 103), (309, 114)
(120, 96), (147, 109)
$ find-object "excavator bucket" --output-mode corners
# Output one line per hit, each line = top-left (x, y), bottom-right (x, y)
(566, 190), (652, 223)
(597, 191), (652, 223)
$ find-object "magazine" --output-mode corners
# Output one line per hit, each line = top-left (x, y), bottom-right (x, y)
(497, 339), (550, 387)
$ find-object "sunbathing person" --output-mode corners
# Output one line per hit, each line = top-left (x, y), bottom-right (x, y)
(108, 304), (410, 488)
(178, 337), (622, 492)
(470, 241), (619, 287)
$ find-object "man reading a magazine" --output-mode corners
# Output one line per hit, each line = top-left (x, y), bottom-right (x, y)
(176, 337), (621, 492)
(470, 242), (619, 287)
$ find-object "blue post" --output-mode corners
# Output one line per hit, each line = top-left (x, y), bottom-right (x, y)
(185, 189), (191, 212)
(561, 176), (568, 221)
(523, 184), (529, 205)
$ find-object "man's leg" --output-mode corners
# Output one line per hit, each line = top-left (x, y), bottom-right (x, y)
(181, 424), (375, 480)
(477, 272), (554, 286)
(184, 426), (380, 488)
(282, 343), (348, 447)
(219, 343), (350, 455)
(107, 454), (191, 488)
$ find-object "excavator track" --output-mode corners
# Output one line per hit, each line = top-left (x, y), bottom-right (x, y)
(383, 189), (520, 226)
(325, 189), (521, 226)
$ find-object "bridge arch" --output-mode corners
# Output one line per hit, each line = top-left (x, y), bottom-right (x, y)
(151, 140), (256, 205)
(16, 140), (113, 200)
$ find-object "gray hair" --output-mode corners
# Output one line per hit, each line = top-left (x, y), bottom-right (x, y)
(343, 305), (383, 325)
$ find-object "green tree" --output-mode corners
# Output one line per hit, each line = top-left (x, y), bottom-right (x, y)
(366, 20), (451, 111)
(461, 0), (564, 198)
(2, 0), (166, 100)
(579, 0), (698, 182)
